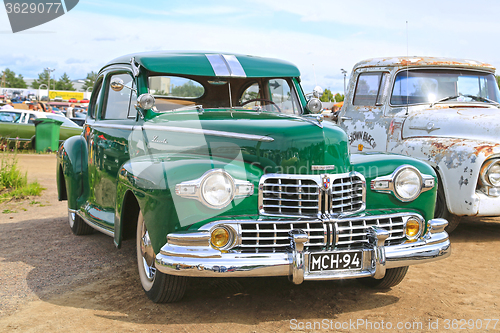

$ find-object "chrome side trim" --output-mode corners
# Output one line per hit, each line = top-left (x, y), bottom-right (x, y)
(142, 124), (274, 142)
(92, 123), (136, 131)
(76, 211), (114, 237)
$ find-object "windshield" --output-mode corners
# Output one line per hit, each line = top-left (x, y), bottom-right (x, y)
(391, 69), (500, 105)
(148, 75), (301, 114)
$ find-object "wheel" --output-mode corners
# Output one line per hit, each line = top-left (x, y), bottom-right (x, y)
(240, 98), (282, 113)
(434, 178), (460, 233)
(68, 209), (94, 235)
(359, 266), (409, 289)
(136, 211), (187, 303)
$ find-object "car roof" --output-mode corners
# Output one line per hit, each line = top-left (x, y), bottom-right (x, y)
(353, 56), (496, 72)
(104, 51), (301, 78)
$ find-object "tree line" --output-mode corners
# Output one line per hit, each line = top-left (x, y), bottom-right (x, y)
(0, 68), (98, 92)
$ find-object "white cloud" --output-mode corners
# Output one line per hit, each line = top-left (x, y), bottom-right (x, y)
(1, 1), (500, 94)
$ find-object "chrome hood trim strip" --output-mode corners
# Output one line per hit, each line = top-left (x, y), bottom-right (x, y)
(143, 124), (273, 142)
(206, 54), (247, 78)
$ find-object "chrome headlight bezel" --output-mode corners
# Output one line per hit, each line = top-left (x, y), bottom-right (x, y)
(175, 169), (254, 209)
(371, 165), (435, 202)
(480, 159), (500, 187)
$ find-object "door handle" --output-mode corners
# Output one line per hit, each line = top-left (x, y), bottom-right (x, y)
(340, 116), (352, 121)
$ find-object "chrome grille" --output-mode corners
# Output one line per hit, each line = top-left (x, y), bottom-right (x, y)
(331, 175), (364, 213)
(259, 173), (365, 218)
(333, 216), (405, 249)
(239, 221), (324, 253)
(234, 215), (406, 253)
(260, 177), (319, 217)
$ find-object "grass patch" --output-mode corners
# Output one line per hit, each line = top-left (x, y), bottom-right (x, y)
(2, 209), (17, 214)
(0, 153), (44, 203)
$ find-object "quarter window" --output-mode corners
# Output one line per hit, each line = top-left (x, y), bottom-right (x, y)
(89, 78), (103, 119)
(103, 73), (135, 120)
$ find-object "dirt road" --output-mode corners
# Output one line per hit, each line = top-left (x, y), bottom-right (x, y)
(0, 154), (499, 332)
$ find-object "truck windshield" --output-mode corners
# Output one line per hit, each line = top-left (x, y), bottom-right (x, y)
(148, 75), (300, 114)
(391, 69), (500, 105)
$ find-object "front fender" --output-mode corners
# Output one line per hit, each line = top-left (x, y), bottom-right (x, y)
(350, 152), (437, 222)
(390, 138), (500, 215)
(57, 135), (88, 210)
(115, 154), (263, 254)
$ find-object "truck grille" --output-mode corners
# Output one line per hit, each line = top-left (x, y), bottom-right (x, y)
(235, 215), (406, 254)
(259, 173), (365, 218)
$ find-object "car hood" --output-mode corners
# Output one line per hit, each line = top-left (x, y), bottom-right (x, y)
(402, 107), (500, 143)
(138, 111), (350, 174)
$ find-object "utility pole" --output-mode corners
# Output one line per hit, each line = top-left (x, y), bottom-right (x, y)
(45, 67), (55, 101)
(341, 69), (347, 97)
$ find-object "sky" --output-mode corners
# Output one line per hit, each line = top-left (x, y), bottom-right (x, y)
(1, 0), (500, 94)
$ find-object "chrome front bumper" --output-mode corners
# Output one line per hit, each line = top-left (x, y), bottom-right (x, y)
(155, 218), (451, 284)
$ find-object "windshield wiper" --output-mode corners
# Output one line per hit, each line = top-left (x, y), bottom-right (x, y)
(431, 94), (500, 108)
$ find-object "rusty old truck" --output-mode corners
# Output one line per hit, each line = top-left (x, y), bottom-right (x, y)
(337, 56), (500, 232)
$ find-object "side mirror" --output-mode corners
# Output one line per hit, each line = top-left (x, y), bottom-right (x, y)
(306, 98), (322, 114)
(313, 86), (324, 98)
(110, 77), (124, 92)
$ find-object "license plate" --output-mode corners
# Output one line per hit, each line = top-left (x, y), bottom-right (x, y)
(309, 251), (362, 272)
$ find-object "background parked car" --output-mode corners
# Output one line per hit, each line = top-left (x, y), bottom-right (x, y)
(68, 98), (78, 103)
(0, 109), (82, 148)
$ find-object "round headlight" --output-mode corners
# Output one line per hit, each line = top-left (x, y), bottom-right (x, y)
(487, 161), (500, 187)
(137, 93), (155, 110)
(201, 170), (234, 209)
(211, 227), (230, 248)
(307, 98), (323, 113)
(405, 218), (421, 240)
(394, 167), (422, 201)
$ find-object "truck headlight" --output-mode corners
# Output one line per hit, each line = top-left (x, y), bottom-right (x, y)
(394, 167), (422, 201)
(481, 159), (500, 187)
(175, 169), (254, 209)
(371, 165), (434, 202)
(201, 170), (234, 209)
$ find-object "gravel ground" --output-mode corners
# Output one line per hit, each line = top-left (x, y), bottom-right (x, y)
(0, 154), (499, 332)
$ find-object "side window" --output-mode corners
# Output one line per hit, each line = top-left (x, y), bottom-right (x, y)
(89, 78), (103, 119)
(128, 87), (137, 119)
(103, 73), (134, 120)
(28, 114), (36, 124)
(268, 79), (298, 114)
(353, 72), (389, 106)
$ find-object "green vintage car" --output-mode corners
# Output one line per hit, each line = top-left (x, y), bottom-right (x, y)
(57, 52), (450, 303)
(0, 109), (82, 148)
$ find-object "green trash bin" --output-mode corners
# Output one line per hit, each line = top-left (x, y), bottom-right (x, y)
(33, 118), (63, 153)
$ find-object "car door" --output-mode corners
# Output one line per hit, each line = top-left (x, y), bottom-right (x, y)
(85, 70), (138, 231)
(0, 111), (20, 142)
(339, 70), (392, 153)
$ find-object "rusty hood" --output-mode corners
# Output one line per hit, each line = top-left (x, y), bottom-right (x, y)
(402, 107), (500, 144)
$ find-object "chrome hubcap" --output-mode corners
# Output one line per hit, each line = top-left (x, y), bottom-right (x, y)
(140, 225), (156, 281)
(69, 212), (75, 228)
